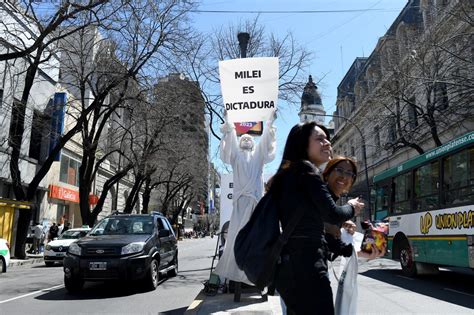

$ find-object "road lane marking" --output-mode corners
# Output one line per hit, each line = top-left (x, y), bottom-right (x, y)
(0, 284), (64, 304)
(184, 289), (206, 314)
(444, 288), (474, 297)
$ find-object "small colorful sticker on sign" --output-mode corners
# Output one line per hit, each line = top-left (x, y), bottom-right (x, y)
(234, 121), (263, 136)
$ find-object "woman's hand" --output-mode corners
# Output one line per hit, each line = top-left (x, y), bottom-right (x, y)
(348, 197), (364, 216)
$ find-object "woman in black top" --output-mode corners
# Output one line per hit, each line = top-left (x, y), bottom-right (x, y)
(271, 122), (363, 315)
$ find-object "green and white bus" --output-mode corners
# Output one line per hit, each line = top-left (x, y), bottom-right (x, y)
(373, 131), (474, 276)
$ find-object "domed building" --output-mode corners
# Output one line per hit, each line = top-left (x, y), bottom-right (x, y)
(298, 75), (333, 135)
(298, 75), (327, 125)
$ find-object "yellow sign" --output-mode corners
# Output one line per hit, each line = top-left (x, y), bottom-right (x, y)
(435, 210), (474, 230)
(420, 212), (432, 235)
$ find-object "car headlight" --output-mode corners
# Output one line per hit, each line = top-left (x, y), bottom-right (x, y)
(68, 243), (81, 256)
(121, 242), (145, 255)
(45, 245), (51, 250)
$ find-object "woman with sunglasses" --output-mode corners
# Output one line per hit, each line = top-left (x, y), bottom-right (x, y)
(322, 156), (384, 260)
(270, 122), (364, 315)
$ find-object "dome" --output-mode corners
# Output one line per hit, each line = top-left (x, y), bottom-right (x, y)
(301, 75), (322, 108)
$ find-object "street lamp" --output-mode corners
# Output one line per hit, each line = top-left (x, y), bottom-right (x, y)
(318, 114), (372, 220)
(237, 32), (250, 58)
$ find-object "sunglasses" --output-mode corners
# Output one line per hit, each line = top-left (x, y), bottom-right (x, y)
(334, 167), (356, 179)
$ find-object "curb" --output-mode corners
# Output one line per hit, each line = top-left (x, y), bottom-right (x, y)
(184, 289), (207, 315)
(8, 257), (44, 268)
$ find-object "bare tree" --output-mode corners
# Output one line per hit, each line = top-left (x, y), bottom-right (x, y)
(151, 164), (196, 223)
(371, 1), (473, 154)
(0, 0), (114, 258)
(0, 0), (195, 255)
(55, 0), (195, 226)
(168, 16), (313, 140)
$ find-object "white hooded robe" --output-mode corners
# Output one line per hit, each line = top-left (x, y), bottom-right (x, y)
(214, 120), (276, 284)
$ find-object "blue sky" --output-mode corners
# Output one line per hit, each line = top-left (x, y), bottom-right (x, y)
(192, 0), (408, 175)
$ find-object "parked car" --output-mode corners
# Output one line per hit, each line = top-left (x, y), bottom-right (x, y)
(44, 228), (91, 266)
(63, 212), (178, 293)
(0, 238), (11, 273)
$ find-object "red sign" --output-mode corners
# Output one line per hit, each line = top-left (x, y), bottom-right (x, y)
(89, 195), (99, 205)
(234, 121), (263, 136)
(48, 185), (79, 203)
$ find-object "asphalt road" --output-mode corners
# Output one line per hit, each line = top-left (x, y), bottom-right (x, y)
(330, 257), (474, 314)
(0, 237), (217, 315)
(1, 237), (473, 314)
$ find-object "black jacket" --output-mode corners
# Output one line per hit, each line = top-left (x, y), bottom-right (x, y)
(273, 160), (354, 244)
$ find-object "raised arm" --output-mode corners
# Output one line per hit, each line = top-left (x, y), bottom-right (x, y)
(301, 162), (355, 225)
(254, 111), (277, 164)
(219, 116), (239, 165)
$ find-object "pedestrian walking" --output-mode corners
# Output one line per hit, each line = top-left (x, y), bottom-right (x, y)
(62, 222), (71, 234)
(32, 222), (43, 254)
(320, 156), (385, 315)
(48, 222), (59, 241)
(270, 122), (364, 315)
(322, 156), (385, 259)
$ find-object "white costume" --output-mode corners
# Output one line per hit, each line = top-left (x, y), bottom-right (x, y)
(215, 117), (276, 284)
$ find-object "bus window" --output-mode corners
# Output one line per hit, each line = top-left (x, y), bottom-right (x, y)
(443, 148), (474, 205)
(414, 161), (439, 211)
(375, 186), (389, 220)
(392, 172), (411, 214)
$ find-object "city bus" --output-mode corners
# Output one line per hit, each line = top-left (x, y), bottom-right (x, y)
(373, 131), (474, 276)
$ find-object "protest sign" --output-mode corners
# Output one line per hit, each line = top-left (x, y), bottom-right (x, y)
(219, 57), (279, 123)
(220, 173), (233, 231)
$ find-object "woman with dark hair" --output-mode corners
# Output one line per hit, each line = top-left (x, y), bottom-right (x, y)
(271, 122), (364, 315)
(322, 156), (359, 261)
(322, 155), (358, 196)
(323, 156), (384, 261)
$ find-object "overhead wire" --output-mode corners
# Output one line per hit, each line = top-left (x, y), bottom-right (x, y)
(190, 8), (404, 14)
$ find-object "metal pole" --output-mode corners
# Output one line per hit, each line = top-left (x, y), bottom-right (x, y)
(237, 32), (250, 58)
(318, 114), (372, 219)
(233, 31), (251, 303)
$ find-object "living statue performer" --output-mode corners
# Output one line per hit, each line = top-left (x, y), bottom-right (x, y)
(214, 110), (277, 284)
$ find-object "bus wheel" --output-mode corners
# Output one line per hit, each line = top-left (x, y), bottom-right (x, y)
(400, 239), (417, 276)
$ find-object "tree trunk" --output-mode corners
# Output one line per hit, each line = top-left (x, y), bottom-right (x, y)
(10, 48), (43, 259)
(142, 177), (152, 214)
(89, 163), (133, 224)
(124, 174), (144, 213)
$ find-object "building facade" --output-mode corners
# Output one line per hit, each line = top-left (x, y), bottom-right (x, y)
(0, 3), (60, 253)
(331, 0), (474, 217)
(149, 73), (209, 218)
(0, 11), (139, 255)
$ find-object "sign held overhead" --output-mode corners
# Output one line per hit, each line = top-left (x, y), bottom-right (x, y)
(219, 57), (279, 123)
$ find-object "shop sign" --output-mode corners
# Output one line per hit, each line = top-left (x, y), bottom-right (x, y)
(48, 185), (79, 203)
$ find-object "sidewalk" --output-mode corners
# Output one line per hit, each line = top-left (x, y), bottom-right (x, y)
(8, 253), (44, 268)
(185, 288), (284, 314)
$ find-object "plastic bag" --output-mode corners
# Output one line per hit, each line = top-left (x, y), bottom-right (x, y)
(335, 246), (358, 315)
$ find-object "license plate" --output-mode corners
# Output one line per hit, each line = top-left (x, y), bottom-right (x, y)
(89, 262), (107, 271)
(56, 253), (65, 257)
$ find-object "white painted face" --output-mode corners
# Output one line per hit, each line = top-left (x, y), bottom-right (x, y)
(239, 135), (255, 151)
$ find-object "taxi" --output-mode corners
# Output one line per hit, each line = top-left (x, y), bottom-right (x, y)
(44, 228), (91, 266)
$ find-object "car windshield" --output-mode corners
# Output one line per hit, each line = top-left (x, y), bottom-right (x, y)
(59, 230), (89, 240)
(90, 217), (154, 236)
